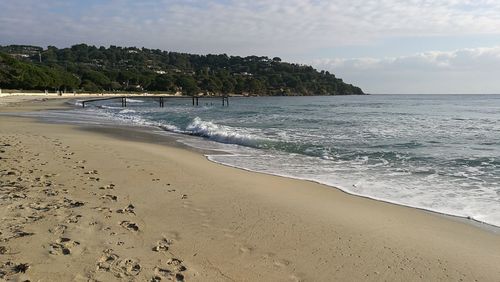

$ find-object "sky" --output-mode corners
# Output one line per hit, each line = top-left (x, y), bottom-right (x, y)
(1, 0), (500, 94)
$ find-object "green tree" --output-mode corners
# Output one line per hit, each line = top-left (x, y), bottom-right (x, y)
(0, 44), (364, 95)
(176, 75), (199, 96)
(82, 69), (111, 89)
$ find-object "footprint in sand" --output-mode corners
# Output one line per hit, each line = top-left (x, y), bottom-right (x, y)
(101, 194), (118, 202)
(0, 261), (30, 278)
(95, 207), (113, 214)
(49, 224), (68, 235)
(97, 249), (141, 278)
(151, 268), (184, 282)
(66, 214), (82, 224)
(152, 238), (172, 252)
(152, 258), (187, 281)
(43, 188), (58, 197)
(49, 237), (80, 255)
(8, 229), (35, 240)
(116, 204), (135, 215)
(64, 198), (85, 208)
(99, 184), (115, 190)
(119, 221), (139, 232)
(96, 250), (118, 272)
(0, 246), (10, 255)
(152, 268), (185, 282)
(167, 258), (187, 272)
(115, 258), (141, 277)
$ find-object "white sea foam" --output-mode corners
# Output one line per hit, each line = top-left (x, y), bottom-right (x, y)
(119, 109), (136, 114)
(125, 98), (145, 103)
(185, 117), (267, 147)
(210, 151), (500, 228)
(100, 105), (122, 109)
(72, 99), (83, 107)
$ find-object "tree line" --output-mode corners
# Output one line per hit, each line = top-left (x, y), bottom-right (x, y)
(0, 44), (364, 95)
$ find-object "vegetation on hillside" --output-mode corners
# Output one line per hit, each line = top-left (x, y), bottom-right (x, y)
(0, 44), (364, 96)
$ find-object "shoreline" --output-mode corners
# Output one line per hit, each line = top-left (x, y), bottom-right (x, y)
(205, 156), (500, 234)
(3, 94), (500, 232)
(10, 95), (499, 233)
(2, 94), (500, 231)
(1, 96), (500, 281)
(82, 119), (500, 234)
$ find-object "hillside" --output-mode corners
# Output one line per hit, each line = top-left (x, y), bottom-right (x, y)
(0, 44), (364, 95)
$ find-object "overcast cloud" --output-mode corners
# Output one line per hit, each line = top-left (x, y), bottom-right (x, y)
(312, 46), (500, 94)
(1, 0), (500, 93)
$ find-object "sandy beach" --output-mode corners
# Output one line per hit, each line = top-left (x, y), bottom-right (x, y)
(1, 96), (500, 281)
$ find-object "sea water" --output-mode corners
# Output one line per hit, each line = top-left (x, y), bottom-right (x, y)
(25, 95), (500, 227)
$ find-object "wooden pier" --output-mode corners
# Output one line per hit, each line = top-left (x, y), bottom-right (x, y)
(81, 95), (230, 108)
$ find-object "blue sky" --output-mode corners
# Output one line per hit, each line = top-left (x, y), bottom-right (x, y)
(1, 0), (500, 94)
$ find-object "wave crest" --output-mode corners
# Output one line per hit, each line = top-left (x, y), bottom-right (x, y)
(125, 98), (144, 103)
(186, 117), (264, 146)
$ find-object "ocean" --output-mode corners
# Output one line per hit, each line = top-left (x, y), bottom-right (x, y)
(27, 94), (500, 227)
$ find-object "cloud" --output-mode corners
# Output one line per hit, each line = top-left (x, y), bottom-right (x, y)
(1, 0), (500, 56)
(311, 46), (500, 94)
(2, 1), (500, 93)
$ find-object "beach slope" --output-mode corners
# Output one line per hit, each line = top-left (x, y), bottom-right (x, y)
(0, 97), (499, 281)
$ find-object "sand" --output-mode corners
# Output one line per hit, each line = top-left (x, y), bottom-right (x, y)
(1, 96), (499, 281)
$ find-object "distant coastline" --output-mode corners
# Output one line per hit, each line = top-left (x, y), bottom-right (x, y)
(0, 44), (365, 97)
